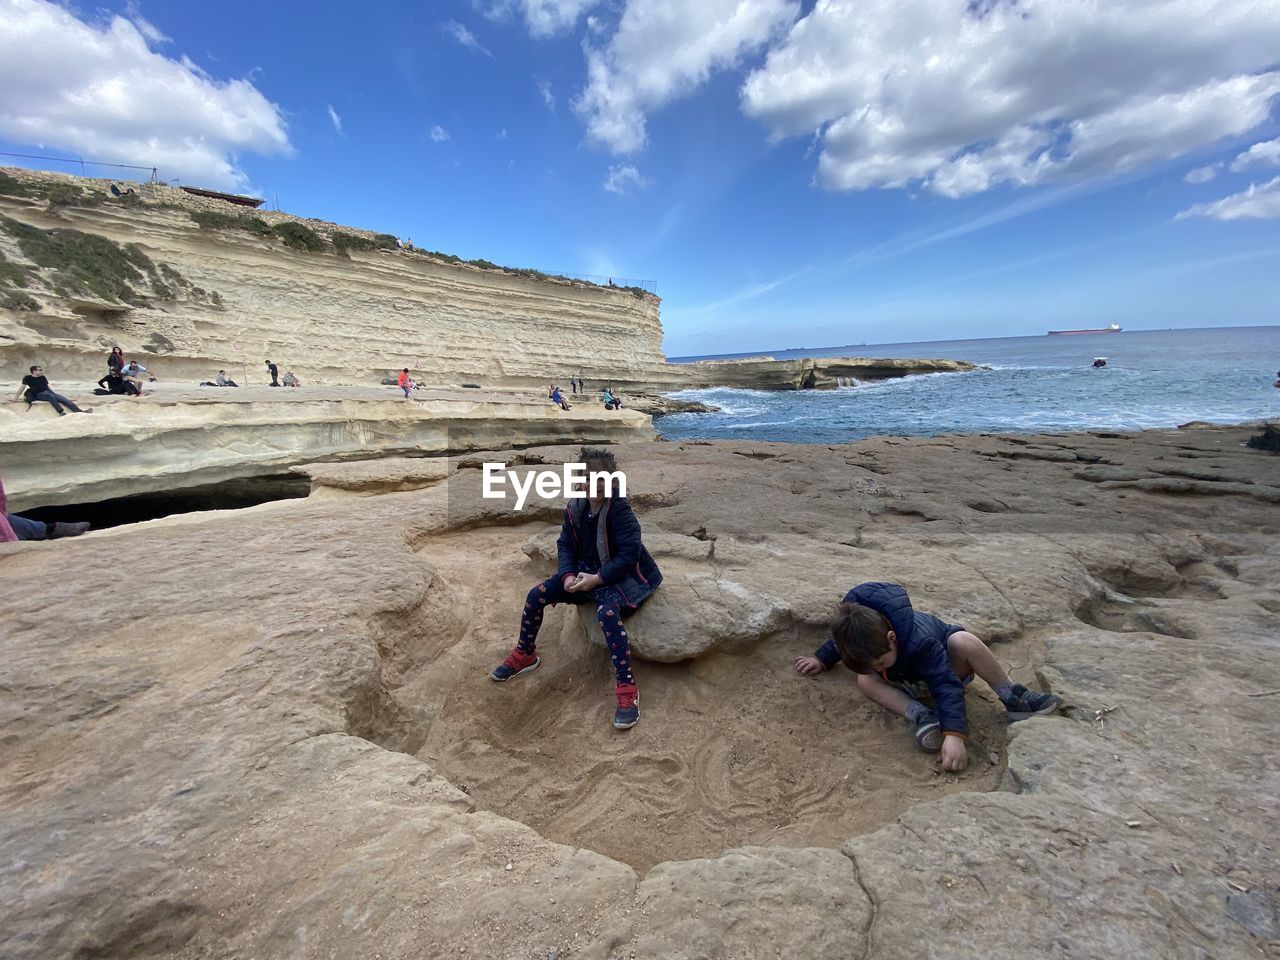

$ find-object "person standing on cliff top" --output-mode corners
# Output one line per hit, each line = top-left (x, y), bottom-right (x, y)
(489, 447), (661, 730)
(265, 360), (279, 387)
(397, 368), (415, 398)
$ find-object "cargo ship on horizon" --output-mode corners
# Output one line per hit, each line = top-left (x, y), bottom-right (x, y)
(1048, 323), (1122, 336)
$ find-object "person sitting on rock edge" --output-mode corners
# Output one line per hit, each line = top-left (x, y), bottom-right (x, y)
(550, 385), (571, 410)
(489, 447), (662, 730)
(12, 365), (92, 416)
(6, 513), (91, 540)
(98, 370), (141, 395)
(794, 582), (1062, 771)
(282, 370), (301, 388)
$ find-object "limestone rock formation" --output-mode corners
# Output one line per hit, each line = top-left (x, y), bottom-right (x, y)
(3, 426), (1278, 959)
(1, 167), (974, 395)
(0, 385), (655, 510)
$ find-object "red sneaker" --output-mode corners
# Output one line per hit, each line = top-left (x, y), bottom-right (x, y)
(613, 683), (639, 729)
(489, 648), (540, 682)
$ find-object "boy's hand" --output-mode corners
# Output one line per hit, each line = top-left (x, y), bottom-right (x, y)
(794, 655), (826, 675)
(940, 736), (968, 772)
(562, 573), (580, 590)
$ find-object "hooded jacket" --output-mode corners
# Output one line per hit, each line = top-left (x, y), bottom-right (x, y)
(557, 496), (662, 610)
(815, 582), (968, 738)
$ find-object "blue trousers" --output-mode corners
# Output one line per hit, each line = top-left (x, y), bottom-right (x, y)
(7, 514), (48, 540)
(516, 576), (634, 684)
(30, 390), (82, 414)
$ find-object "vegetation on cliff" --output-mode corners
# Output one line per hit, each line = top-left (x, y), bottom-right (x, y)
(2, 168), (657, 302)
(0, 248), (39, 311)
(186, 203), (652, 297)
(0, 214), (219, 308)
(332, 230), (399, 256)
(0, 213), (158, 303)
(0, 171), (152, 215)
(190, 209), (275, 238)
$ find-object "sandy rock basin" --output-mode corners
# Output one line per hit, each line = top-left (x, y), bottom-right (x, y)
(2, 426), (1278, 959)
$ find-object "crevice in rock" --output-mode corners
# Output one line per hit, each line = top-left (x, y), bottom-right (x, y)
(12, 474), (310, 531)
(841, 848), (879, 960)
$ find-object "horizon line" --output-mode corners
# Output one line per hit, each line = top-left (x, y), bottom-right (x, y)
(665, 322), (1280, 362)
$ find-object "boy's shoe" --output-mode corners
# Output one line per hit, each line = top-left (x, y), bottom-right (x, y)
(50, 521), (91, 539)
(489, 649), (540, 682)
(913, 710), (943, 752)
(613, 683), (640, 730)
(1001, 684), (1063, 721)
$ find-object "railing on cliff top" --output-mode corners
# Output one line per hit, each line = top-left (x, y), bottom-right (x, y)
(541, 272), (657, 294)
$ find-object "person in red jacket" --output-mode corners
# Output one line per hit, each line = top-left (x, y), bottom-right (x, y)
(397, 368), (415, 398)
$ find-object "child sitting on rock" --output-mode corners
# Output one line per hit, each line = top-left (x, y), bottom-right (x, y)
(794, 582), (1062, 771)
(489, 447), (662, 730)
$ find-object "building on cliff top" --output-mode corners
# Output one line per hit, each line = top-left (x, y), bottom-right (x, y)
(178, 186), (265, 208)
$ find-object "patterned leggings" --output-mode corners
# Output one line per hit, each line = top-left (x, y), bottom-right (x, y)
(516, 576), (634, 684)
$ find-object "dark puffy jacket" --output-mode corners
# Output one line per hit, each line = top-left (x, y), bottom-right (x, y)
(557, 496), (662, 609)
(815, 582), (968, 738)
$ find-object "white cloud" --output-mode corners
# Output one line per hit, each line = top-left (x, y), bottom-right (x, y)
(124, 1), (168, 44)
(478, 0), (599, 38)
(1230, 137), (1280, 172)
(429, 124), (451, 142)
(327, 104), (343, 136)
(0, 0), (290, 190)
(741, 0), (1280, 197)
(574, 0), (799, 154)
(602, 163), (650, 194)
(445, 20), (493, 57)
(1176, 175), (1280, 221)
(1185, 164), (1220, 184)
(537, 78), (555, 112)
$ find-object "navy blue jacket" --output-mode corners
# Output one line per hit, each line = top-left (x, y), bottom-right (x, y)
(815, 582), (969, 738)
(557, 496), (662, 609)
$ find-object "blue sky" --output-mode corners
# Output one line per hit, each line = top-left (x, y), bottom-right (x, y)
(1, 0), (1278, 356)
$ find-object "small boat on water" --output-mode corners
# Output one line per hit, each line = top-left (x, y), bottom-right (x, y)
(1048, 323), (1122, 336)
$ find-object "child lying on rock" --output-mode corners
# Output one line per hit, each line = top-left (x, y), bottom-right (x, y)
(489, 447), (662, 730)
(794, 582), (1062, 771)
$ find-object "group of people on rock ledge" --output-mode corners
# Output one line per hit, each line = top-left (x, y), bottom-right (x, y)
(548, 380), (623, 411)
(489, 446), (1063, 771)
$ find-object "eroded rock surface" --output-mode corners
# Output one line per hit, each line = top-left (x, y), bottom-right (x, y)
(1, 168), (972, 395)
(1, 426), (1278, 959)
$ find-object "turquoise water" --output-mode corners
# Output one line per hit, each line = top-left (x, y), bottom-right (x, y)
(658, 326), (1280, 443)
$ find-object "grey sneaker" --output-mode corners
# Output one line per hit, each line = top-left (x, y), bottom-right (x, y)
(50, 521), (91, 539)
(1001, 684), (1063, 721)
(914, 710), (942, 752)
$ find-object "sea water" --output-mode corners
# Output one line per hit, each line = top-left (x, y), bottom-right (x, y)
(658, 325), (1280, 444)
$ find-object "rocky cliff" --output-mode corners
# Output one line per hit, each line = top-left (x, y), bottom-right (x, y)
(0, 167), (666, 388)
(0, 167), (974, 394)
